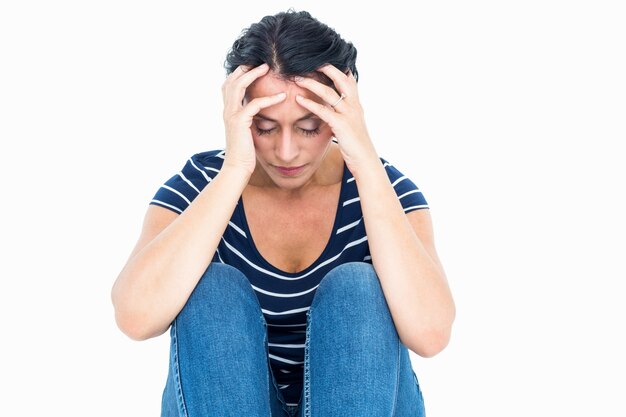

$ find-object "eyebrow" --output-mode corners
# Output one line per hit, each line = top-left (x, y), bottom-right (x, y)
(254, 112), (319, 123)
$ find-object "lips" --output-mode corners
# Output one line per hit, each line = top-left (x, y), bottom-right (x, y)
(275, 164), (306, 176)
(277, 165), (304, 170)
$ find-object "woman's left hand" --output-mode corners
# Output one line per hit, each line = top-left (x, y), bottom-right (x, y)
(294, 64), (379, 173)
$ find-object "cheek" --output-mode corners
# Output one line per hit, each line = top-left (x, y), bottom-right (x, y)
(317, 128), (335, 145)
(312, 137), (334, 155)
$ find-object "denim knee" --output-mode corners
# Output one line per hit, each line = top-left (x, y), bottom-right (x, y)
(193, 261), (250, 291)
(311, 261), (385, 313)
(178, 261), (264, 321)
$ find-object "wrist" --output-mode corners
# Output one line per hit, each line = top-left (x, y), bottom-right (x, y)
(222, 157), (253, 175)
(220, 161), (253, 184)
(346, 147), (381, 181)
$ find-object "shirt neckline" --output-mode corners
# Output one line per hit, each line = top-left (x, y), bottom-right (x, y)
(237, 160), (348, 277)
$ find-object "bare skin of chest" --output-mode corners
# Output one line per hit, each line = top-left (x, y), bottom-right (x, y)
(242, 183), (340, 274)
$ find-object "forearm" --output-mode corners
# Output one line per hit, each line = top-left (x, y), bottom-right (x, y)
(352, 156), (455, 356)
(112, 165), (250, 340)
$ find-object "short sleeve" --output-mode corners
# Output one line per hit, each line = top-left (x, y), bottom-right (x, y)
(380, 157), (430, 214)
(149, 152), (218, 214)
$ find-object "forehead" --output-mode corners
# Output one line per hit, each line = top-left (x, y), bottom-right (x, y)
(246, 71), (321, 101)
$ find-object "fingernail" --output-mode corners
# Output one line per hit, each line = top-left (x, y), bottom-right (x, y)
(294, 76), (303, 82)
(276, 92), (286, 98)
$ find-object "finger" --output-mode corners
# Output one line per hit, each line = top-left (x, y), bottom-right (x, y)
(222, 63), (268, 94)
(231, 64), (252, 79)
(231, 63), (271, 106)
(295, 94), (336, 124)
(230, 63), (265, 82)
(294, 77), (347, 110)
(224, 63), (271, 112)
(222, 64), (252, 93)
(316, 64), (352, 96)
(242, 92), (287, 119)
(235, 62), (270, 86)
(222, 64), (252, 105)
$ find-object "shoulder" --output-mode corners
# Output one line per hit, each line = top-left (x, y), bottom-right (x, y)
(190, 149), (227, 172)
(377, 155), (430, 212)
(178, 149), (227, 182)
(378, 155), (410, 183)
(148, 148), (227, 214)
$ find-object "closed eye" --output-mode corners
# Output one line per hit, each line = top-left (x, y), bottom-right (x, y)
(299, 127), (320, 137)
(253, 126), (321, 137)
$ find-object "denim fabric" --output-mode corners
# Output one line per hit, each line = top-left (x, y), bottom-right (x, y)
(160, 261), (425, 417)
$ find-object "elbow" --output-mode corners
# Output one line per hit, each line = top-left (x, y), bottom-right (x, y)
(421, 300), (457, 357)
(114, 311), (153, 341)
(111, 285), (165, 341)
(114, 309), (170, 341)
(407, 321), (455, 358)
(111, 286), (139, 340)
(407, 324), (450, 358)
(423, 330), (452, 358)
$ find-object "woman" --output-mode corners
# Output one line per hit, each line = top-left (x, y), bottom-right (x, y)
(111, 9), (455, 417)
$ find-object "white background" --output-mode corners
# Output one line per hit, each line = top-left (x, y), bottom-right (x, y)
(1, 1), (624, 416)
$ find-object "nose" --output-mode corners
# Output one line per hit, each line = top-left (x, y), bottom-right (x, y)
(275, 129), (299, 164)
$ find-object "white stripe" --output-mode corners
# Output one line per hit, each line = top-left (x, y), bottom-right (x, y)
(262, 306), (310, 316)
(344, 235), (368, 250)
(161, 184), (191, 205)
(336, 218), (361, 234)
(392, 176), (408, 187)
(279, 369), (292, 373)
(398, 189), (422, 199)
(383, 162), (392, 168)
(220, 234), (368, 289)
(343, 196), (360, 206)
(363, 255), (372, 261)
(188, 157), (211, 183)
(150, 200), (182, 213)
(221, 238), (313, 282)
(347, 176), (355, 183)
(257, 284), (318, 297)
(203, 166), (221, 174)
(268, 343), (306, 348)
(229, 221), (247, 238)
(177, 171), (200, 194)
(269, 353), (303, 365)
(404, 205), (429, 211)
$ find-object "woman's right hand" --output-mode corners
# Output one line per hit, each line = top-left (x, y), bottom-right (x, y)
(221, 63), (287, 176)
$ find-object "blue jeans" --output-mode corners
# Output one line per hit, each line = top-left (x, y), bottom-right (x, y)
(160, 261), (426, 417)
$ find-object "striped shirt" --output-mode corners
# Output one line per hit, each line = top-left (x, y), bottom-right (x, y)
(149, 147), (429, 406)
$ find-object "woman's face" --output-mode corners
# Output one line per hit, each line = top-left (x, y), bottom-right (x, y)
(243, 71), (334, 191)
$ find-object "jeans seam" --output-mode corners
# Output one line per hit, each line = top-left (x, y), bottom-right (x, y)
(261, 316), (274, 417)
(262, 314), (293, 417)
(390, 340), (401, 417)
(303, 309), (312, 417)
(172, 320), (189, 417)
